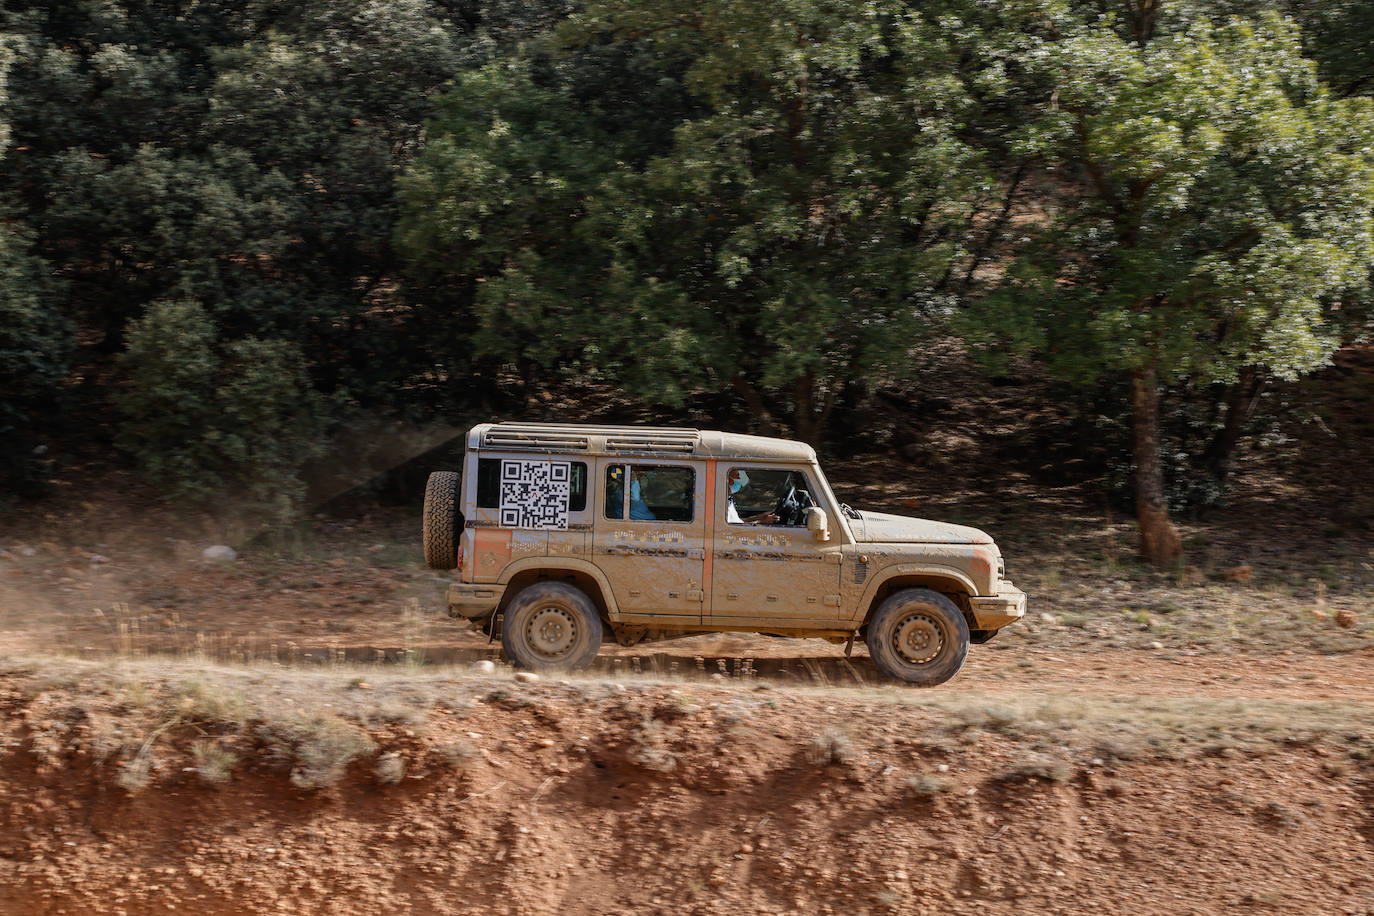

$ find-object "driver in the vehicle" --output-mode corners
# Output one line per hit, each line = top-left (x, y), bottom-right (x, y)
(726, 468), (779, 525)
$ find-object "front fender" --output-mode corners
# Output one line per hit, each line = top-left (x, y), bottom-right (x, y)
(850, 564), (980, 623)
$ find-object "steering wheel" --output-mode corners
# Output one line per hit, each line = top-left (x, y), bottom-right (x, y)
(773, 485), (802, 526)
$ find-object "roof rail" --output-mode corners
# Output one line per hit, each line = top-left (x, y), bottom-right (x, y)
(477, 422), (705, 455)
(604, 435), (697, 454)
(483, 427), (591, 451)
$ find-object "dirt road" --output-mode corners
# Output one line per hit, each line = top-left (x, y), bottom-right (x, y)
(2, 508), (1373, 914)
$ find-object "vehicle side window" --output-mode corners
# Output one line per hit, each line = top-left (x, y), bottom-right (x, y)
(604, 464), (694, 522)
(477, 458), (587, 511)
(567, 463), (587, 511)
(476, 459), (502, 508)
(726, 467), (813, 526)
(604, 465), (625, 518)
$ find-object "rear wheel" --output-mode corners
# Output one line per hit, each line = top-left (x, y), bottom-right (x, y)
(865, 588), (969, 687)
(423, 471), (460, 570)
(501, 582), (603, 672)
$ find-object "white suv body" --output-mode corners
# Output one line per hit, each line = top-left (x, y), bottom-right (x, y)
(424, 423), (1025, 685)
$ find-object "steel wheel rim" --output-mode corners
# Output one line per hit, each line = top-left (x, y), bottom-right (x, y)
(892, 612), (943, 665)
(526, 606), (578, 659)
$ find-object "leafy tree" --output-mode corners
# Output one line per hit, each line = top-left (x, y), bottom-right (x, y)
(0, 0), (474, 502)
(0, 39), (69, 494)
(115, 300), (327, 523)
(968, 13), (1374, 564)
(0, 217), (69, 495)
(1284, 0), (1374, 97)
(397, 61), (623, 408)
(401, 0), (992, 443)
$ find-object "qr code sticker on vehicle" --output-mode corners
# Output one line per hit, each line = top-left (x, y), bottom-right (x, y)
(499, 460), (570, 530)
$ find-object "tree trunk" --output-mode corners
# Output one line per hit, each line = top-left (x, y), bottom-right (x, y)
(1123, 0), (1161, 47)
(793, 373), (820, 445)
(961, 161), (1027, 293)
(1201, 367), (1264, 486)
(730, 373), (776, 437)
(1131, 366), (1183, 567)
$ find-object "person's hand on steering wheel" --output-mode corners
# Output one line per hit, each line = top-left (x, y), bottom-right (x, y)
(773, 486), (800, 526)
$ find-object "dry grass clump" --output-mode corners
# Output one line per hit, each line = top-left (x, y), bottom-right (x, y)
(116, 748), (155, 793)
(628, 716), (678, 772)
(259, 714), (376, 790)
(884, 690), (1374, 763)
(437, 739), (480, 773)
(807, 727), (854, 766)
(174, 676), (254, 726)
(192, 739), (238, 785)
(356, 698), (430, 728)
(374, 753), (406, 784)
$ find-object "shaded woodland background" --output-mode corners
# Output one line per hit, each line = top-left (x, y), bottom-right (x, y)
(2, 0), (1373, 563)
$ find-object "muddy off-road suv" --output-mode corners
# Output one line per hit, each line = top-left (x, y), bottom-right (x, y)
(423, 423), (1025, 686)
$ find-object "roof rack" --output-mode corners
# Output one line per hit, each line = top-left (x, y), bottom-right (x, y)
(482, 426), (591, 451)
(604, 434), (697, 455)
(478, 422), (705, 456)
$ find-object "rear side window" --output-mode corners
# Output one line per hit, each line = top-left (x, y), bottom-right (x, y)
(476, 458), (587, 512)
(476, 459), (503, 508)
(604, 464), (694, 522)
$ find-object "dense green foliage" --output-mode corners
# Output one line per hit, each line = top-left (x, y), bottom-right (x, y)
(115, 299), (326, 520)
(975, 14), (1374, 387)
(1, 0), (472, 504)
(3, 0), (1373, 552)
(399, 1), (995, 442)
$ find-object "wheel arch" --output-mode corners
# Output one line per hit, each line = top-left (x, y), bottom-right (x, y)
(497, 559), (618, 623)
(857, 568), (976, 630)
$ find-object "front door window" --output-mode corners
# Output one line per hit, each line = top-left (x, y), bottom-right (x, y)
(725, 467), (816, 527)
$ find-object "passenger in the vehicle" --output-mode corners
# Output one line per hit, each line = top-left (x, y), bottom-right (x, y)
(629, 472), (655, 520)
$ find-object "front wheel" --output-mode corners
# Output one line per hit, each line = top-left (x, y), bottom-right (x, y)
(865, 588), (970, 687)
(501, 582), (603, 672)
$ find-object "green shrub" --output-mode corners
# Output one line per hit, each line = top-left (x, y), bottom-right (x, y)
(115, 299), (328, 525)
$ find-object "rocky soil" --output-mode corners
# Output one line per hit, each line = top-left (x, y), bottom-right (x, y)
(1, 656), (1372, 916)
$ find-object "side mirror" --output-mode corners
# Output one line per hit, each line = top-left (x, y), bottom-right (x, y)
(806, 507), (830, 542)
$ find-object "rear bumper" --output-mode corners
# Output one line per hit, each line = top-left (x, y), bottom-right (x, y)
(968, 580), (1027, 630)
(447, 582), (505, 620)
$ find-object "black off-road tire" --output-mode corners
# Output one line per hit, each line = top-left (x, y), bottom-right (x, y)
(423, 471), (460, 570)
(865, 588), (970, 687)
(501, 582), (604, 672)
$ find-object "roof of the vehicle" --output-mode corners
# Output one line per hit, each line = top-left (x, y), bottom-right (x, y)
(466, 422), (816, 462)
